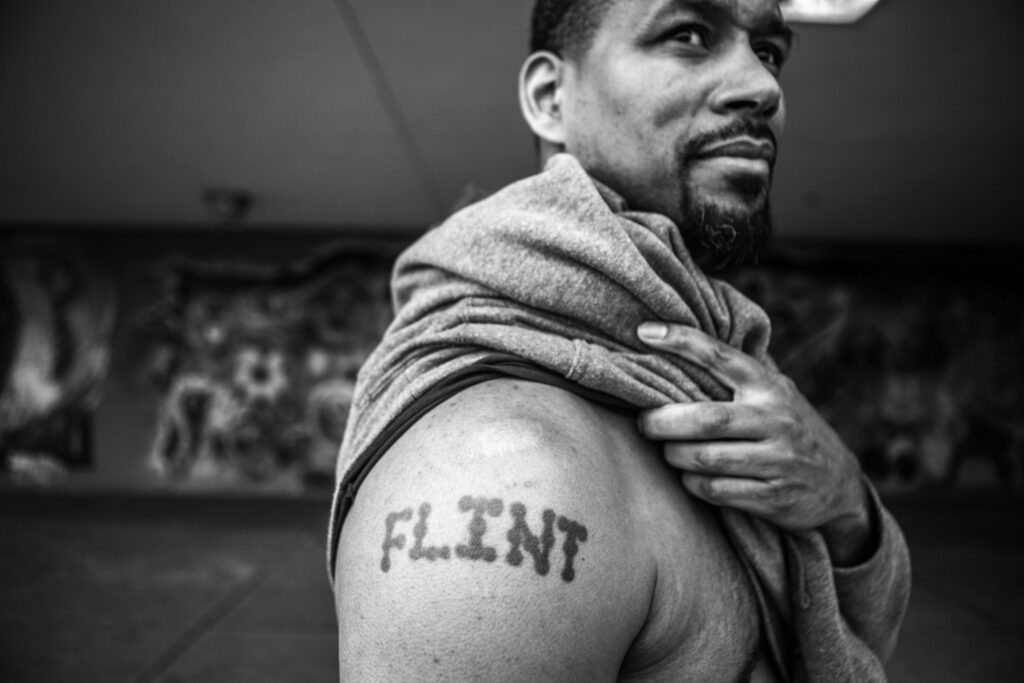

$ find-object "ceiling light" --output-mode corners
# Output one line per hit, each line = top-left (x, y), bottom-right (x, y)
(781, 0), (884, 24)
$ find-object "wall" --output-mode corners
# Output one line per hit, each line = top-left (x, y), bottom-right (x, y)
(3, 228), (1022, 495)
(1, 228), (405, 493)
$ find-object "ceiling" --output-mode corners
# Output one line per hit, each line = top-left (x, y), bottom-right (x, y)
(2, 0), (1022, 243)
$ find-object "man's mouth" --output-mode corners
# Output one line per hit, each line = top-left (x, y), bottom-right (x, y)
(694, 137), (776, 163)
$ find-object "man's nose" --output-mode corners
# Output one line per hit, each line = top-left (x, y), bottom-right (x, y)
(709, 46), (783, 120)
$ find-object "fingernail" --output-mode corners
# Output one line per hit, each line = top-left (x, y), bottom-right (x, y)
(638, 322), (668, 341)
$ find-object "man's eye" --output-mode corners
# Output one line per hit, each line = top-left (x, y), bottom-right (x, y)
(755, 44), (786, 70)
(670, 25), (709, 49)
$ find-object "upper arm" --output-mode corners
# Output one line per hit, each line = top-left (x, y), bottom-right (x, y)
(334, 380), (654, 681)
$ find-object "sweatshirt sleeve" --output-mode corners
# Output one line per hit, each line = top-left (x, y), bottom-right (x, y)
(831, 478), (913, 662)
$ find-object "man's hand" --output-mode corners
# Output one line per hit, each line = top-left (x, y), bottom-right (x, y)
(635, 321), (875, 565)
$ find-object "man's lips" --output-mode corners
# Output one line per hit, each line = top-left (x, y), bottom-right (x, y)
(694, 138), (776, 163)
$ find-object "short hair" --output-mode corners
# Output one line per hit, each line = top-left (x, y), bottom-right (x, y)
(529, 0), (615, 59)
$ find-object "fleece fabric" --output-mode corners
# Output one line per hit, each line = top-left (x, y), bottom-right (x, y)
(329, 154), (911, 682)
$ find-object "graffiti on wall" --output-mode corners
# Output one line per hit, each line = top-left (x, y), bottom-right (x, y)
(0, 239), (117, 484)
(2, 232), (1019, 495)
(140, 243), (394, 490)
(732, 259), (1024, 492)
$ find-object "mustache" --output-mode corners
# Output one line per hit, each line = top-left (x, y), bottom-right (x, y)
(681, 119), (778, 166)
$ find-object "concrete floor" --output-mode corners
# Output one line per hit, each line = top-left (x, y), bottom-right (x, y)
(0, 492), (1021, 682)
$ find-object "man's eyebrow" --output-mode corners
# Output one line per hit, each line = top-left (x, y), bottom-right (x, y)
(753, 12), (796, 48)
(645, 0), (732, 28)
(646, 0), (795, 47)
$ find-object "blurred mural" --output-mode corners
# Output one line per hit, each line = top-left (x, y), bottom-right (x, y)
(0, 239), (117, 484)
(732, 256), (1024, 493)
(1, 233), (1021, 494)
(139, 245), (393, 491)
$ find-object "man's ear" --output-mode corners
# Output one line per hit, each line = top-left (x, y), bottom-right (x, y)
(519, 51), (567, 147)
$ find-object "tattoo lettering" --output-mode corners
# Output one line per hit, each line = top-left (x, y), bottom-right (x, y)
(381, 507), (413, 572)
(409, 503), (452, 562)
(557, 516), (588, 582)
(379, 497), (589, 582)
(505, 503), (556, 576)
(456, 496), (504, 562)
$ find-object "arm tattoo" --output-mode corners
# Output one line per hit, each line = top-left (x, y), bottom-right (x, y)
(381, 508), (413, 572)
(557, 516), (588, 582)
(456, 496), (504, 562)
(506, 503), (556, 576)
(409, 503), (451, 562)
(379, 496), (589, 583)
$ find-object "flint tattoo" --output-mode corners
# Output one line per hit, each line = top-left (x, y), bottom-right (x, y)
(379, 496), (589, 582)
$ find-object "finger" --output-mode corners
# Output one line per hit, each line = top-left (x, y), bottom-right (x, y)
(664, 441), (781, 480)
(681, 473), (780, 518)
(637, 322), (765, 390)
(639, 402), (772, 440)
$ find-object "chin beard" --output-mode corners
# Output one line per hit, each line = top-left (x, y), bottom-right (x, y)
(675, 118), (778, 272)
(678, 176), (774, 273)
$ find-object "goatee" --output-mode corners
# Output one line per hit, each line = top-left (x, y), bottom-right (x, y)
(678, 185), (774, 272)
(677, 118), (777, 271)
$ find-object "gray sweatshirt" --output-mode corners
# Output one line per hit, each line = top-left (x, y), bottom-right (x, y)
(329, 154), (911, 682)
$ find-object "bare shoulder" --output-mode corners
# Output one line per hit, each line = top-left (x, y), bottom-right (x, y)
(335, 379), (656, 681)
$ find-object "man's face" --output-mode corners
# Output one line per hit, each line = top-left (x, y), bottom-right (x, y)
(559, 0), (792, 268)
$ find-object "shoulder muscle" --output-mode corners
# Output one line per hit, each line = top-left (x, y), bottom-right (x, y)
(335, 380), (654, 681)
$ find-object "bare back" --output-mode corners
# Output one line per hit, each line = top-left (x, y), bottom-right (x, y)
(335, 379), (778, 681)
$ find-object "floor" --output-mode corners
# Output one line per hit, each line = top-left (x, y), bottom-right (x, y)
(0, 492), (1021, 682)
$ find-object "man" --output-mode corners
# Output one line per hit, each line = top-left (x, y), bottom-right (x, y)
(330, 1), (910, 680)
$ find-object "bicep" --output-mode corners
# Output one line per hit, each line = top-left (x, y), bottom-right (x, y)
(334, 394), (652, 681)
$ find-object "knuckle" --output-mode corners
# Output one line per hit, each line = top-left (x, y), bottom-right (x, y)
(776, 414), (796, 434)
(710, 342), (732, 366)
(694, 448), (716, 471)
(771, 373), (798, 394)
(702, 405), (732, 431)
(762, 481), (789, 508)
(772, 483), (792, 506)
(774, 408), (801, 434)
